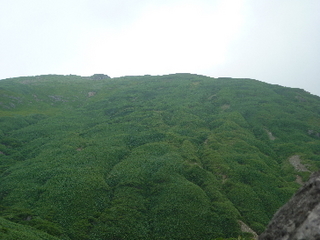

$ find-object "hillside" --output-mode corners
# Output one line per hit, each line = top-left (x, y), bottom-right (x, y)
(0, 73), (320, 239)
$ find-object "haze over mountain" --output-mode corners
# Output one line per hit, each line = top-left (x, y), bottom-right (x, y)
(1, 0), (320, 96)
(0, 73), (320, 239)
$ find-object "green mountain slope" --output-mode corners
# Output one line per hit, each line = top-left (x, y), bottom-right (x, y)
(0, 73), (319, 239)
(0, 216), (60, 240)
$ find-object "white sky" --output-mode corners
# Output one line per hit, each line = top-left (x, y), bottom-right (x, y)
(1, 0), (320, 96)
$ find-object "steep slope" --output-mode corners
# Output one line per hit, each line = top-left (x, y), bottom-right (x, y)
(0, 216), (60, 240)
(0, 74), (319, 239)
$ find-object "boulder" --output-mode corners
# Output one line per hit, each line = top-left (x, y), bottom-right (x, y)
(259, 171), (320, 240)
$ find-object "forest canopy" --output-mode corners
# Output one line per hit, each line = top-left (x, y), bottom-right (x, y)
(0, 73), (320, 239)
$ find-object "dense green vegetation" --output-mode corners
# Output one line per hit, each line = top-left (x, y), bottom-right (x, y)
(0, 73), (319, 239)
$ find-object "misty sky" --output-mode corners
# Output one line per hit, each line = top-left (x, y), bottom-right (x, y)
(1, 0), (320, 96)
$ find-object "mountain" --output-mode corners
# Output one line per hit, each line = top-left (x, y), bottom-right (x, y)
(0, 73), (319, 239)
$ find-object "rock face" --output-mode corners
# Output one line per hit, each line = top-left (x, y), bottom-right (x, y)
(259, 171), (320, 240)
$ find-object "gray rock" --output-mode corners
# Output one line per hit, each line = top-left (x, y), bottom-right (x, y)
(259, 171), (320, 240)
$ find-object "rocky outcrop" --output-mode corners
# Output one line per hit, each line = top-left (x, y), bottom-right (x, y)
(90, 74), (110, 80)
(289, 155), (310, 172)
(259, 171), (320, 240)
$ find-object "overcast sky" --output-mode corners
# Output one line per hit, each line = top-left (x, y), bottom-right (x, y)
(1, 0), (320, 96)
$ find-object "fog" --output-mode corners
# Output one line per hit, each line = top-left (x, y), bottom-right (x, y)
(1, 0), (319, 96)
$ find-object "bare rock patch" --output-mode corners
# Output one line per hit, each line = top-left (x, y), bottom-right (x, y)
(289, 155), (310, 172)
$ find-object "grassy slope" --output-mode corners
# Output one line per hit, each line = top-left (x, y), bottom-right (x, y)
(0, 74), (320, 239)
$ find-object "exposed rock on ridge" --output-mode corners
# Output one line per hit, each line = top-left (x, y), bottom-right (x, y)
(259, 171), (320, 240)
(90, 74), (110, 80)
